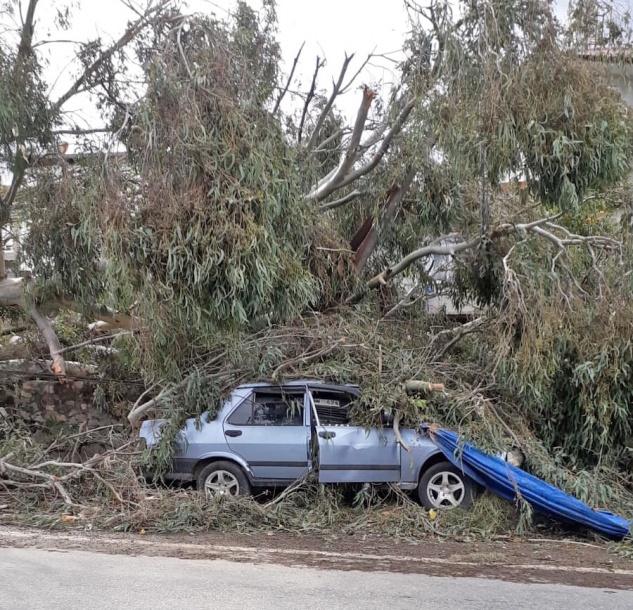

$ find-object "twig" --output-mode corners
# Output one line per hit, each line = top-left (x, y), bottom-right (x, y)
(484, 400), (521, 450)
(64, 424), (125, 441)
(273, 42), (305, 114)
(311, 127), (352, 154)
(527, 538), (604, 549)
(263, 473), (310, 508)
(56, 331), (133, 355)
(434, 316), (487, 359)
(52, 0), (173, 111)
(271, 340), (344, 380)
(297, 56), (325, 144)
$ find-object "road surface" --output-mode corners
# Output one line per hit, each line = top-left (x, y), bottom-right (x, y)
(1, 546), (631, 610)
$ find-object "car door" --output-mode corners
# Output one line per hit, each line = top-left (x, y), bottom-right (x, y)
(309, 390), (401, 483)
(222, 388), (311, 482)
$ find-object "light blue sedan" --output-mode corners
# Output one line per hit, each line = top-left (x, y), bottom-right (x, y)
(140, 380), (477, 509)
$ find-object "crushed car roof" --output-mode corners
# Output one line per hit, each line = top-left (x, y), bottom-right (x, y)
(236, 380), (360, 393)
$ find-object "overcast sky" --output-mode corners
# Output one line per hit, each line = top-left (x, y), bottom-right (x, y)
(24, 0), (412, 130)
(3, 0), (633, 138)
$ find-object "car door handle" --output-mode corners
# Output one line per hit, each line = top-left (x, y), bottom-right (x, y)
(225, 430), (242, 437)
(318, 430), (336, 439)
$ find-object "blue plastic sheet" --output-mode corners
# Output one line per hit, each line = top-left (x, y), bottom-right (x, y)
(427, 427), (630, 540)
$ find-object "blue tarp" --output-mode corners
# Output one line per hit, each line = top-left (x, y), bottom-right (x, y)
(426, 427), (631, 540)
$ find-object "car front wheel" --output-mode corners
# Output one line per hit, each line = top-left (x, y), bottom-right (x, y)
(417, 462), (475, 510)
(197, 461), (251, 498)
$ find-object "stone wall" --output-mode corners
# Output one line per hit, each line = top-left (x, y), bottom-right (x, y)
(1, 379), (124, 428)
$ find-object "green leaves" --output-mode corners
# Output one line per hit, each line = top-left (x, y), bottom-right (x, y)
(91, 6), (319, 381)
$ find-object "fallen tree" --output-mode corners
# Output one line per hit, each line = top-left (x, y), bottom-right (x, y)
(1, 0), (633, 532)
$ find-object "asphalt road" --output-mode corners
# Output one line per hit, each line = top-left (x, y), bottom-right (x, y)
(1, 546), (632, 610)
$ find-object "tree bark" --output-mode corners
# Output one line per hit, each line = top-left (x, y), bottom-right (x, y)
(0, 236), (6, 281)
(28, 306), (65, 376)
(353, 166), (417, 274)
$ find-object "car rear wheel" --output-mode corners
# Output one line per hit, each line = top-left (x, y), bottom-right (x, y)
(417, 462), (475, 510)
(197, 461), (251, 498)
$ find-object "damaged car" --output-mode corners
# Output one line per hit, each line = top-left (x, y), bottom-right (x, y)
(140, 380), (477, 509)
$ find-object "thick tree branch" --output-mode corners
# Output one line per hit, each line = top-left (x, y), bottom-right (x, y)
(0, 277), (137, 380)
(340, 99), (417, 188)
(56, 298), (139, 331)
(393, 411), (411, 452)
(305, 53), (354, 152)
(348, 213), (616, 305)
(127, 379), (184, 426)
(306, 96), (416, 204)
(13, 0), (39, 75)
(0, 236), (6, 281)
(0, 160), (27, 216)
(317, 189), (364, 213)
(368, 237), (480, 293)
(305, 86), (376, 202)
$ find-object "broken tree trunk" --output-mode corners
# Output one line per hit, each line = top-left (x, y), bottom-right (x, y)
(405, 380), (446, 393)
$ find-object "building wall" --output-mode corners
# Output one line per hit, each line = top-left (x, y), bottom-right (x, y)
(606, 64), (633, 108)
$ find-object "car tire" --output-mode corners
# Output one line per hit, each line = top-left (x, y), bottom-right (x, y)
(197, 461), (251, 498)
(417, 461), (475, 510)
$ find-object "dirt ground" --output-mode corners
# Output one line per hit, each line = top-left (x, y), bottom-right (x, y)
(1, 525), (632, 590)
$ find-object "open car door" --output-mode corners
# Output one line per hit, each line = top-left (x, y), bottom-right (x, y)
(309, 389), (401, 483)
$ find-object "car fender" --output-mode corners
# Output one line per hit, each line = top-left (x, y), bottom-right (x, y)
(415, 448), (448, 480)
(194, 451), (255, 481)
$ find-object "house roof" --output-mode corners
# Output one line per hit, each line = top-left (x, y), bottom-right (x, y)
(578, 46), (633, 63)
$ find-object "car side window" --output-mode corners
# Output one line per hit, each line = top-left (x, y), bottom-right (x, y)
(227, 392), (304, 426)
(227, 400), (253, 425)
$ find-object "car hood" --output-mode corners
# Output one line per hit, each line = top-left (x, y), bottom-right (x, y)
(139, 419), (167, 446)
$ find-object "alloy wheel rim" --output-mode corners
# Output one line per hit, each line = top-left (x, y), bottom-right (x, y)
(204, 470), (240, 497)
(427, 471), (465, 508)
